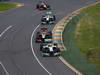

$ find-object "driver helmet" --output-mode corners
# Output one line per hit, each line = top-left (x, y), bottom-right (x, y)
(48, 43), (52, 47)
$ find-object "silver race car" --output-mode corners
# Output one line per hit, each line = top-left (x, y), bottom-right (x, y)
(41, 11), (56, 25)
(40, 43), (61, 57)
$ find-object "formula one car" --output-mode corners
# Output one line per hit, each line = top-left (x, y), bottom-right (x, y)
(41, 11), (56, 25)
(35, 28), (52, 43)
(36, 1), (51, 10)
(40, 43), (61, 57)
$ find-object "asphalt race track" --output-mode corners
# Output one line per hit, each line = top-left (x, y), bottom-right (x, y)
(0, 0), (99, 75)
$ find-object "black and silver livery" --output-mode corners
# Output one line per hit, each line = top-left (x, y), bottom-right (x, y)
(40, 43), (61, 57)
(41, 11), (56, 25)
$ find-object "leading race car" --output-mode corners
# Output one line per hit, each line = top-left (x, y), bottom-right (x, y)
(35, 28), (52, 43)
(40, 43), (61, 57)
(36, 1), (51, 10)
(41, 11), (56, 25)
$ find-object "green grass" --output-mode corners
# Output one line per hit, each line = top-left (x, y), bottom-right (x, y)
(0, 2), (17, 11)
(75, 3), (100, 68)
(63, 3), (100, 75)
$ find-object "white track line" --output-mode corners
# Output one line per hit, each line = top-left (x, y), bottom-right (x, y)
(0, 26), (12, 37)
(0, 61), (9, 75)
(0, 26), (12, 75)
(31, 24), (52, 75)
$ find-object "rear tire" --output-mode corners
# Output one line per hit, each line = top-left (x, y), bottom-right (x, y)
(42, 54), (46, 57)
(36, 5), (39, 9)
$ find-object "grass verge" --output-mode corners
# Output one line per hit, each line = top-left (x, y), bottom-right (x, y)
(75, 3), (100, 69)
(62, 2), (100, 75)
(0, 2), (18, 11)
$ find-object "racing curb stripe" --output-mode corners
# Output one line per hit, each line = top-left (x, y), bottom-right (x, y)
(52, 32), (61, 33)
(53, 30), (62, 32)
(59, 57), (82, 75)
(57, 27), (63, 30)
(58, 46), (64, 49)
(55, 26), (64, 28)
(53, 33), (61, 35)
(52, 1), (100, 75)
(53, 37), (61, 39)
(53, 34), (61, 36)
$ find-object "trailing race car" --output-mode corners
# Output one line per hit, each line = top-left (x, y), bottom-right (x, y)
(35, 28), (52, 43)
(36, 1), (51, 10)
(40, 43), (61, 57)
(41, 11), (56, 25)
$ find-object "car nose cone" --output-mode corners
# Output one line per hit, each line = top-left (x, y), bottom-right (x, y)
(50, 52), (54, 56)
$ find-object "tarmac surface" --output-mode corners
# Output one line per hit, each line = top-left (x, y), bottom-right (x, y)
(0, 0), (98, 75)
